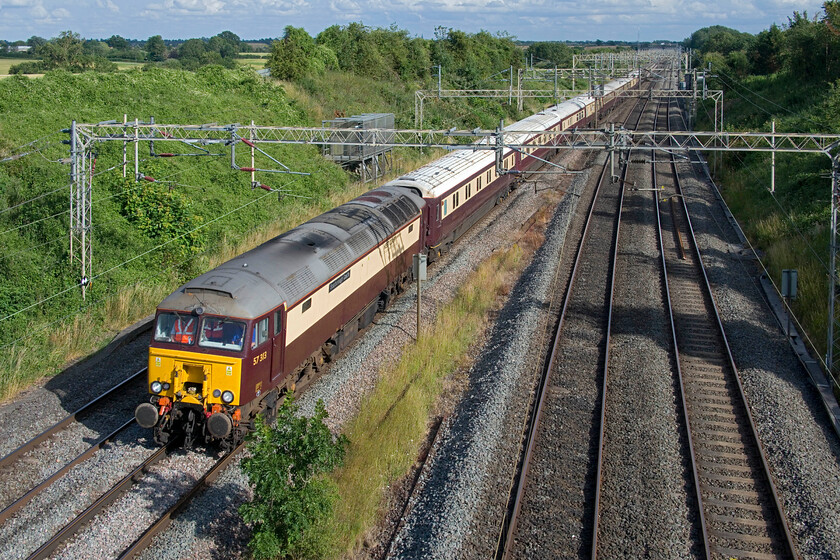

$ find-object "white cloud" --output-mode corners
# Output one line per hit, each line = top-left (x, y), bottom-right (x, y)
(144, 0), (226, 16)
(97, 0), (120, 12)
(0, 0), (40, 7)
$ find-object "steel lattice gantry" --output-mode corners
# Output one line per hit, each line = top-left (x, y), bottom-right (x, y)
(70, 121), (840, 375)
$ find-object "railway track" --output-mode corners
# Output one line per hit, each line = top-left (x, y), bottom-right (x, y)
(580, 84), (673, 558)
(0, 367), (146, 473)
(25, 441), (175, 560)
(657, 98), (798, 559)
(0, 368), (147, 520)
(495, 83), (653, 559)
(116, 441), (246, 559)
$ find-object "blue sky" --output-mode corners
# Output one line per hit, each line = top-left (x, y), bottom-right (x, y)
(0, 0), (828, 42)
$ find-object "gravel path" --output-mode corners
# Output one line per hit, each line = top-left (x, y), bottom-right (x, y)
(678, 157), (840, 559)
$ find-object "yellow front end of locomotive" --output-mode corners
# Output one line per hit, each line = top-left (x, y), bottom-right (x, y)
(148, 348), (242, 407)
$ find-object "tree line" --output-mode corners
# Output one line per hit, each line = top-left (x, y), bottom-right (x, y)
(3, 25), (580, 81)
(266, 23), (576, 87)
(4, 30), (248, 74)
(685, 1), (840, 83)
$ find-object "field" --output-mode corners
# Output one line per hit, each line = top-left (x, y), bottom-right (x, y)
(0, 57), (40, 76)
(236, 53), (269, 70)
(115, 61), (144, 70)
(0, 58), (144, 77)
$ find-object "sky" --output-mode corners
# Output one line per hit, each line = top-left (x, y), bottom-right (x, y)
(0, 0), (828, 43)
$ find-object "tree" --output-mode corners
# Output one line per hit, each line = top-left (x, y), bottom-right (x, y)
(684, 25), (754, 55)
(526, 41), (573, 68)
(267, 26), (317, 80)
(38, 31), (85, 70)
(177, 38), (205, 61)
(748, 25), (783, 74)
(213, 30), (241, 58)
(239, 397), (347, 559)
(107, 35), (129, 50)
(26, 35), (47, 49)
(83, 39), (108, 58)
(146, 35), (167, 62)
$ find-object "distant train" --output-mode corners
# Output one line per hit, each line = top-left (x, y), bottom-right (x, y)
(134, 74), (640, 449)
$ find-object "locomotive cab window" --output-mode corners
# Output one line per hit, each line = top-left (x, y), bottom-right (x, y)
(251, 317), (269, 349)
(154, 312), (197, 345)
(199, 316), (246, 351)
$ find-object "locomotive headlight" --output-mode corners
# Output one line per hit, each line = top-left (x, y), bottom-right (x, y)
(163, 382), (171, 390)
(221, 390), (234, 404)
(150, 381), (163, 394)
(213, 389), (221, 398)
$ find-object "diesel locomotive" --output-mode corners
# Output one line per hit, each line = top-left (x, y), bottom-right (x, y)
(135, 74), (639, 449)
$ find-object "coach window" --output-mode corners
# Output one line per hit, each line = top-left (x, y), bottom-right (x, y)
(466, 183), (471, 198)
(477, 176), (482, 190)
(454, 192), (459, 208)
(486, 170), (491, 183)
(251, 317), (269, 349)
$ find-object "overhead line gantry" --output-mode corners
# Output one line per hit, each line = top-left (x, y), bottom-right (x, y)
(68, 105), (840, 374)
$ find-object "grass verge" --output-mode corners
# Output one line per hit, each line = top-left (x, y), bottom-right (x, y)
(303, 195), (558, 558)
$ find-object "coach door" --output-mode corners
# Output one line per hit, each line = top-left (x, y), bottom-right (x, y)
(271, 306), (286, 383)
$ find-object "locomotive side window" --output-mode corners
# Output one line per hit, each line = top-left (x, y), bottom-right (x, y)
(274, 310), (283, 336)
(198, 316), (245, 351)
(154, 312), (197, 345)
(251, 317), (269, 349)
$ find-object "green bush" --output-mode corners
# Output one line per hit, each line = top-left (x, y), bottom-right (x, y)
(240, 397), (348, 560)
(9, 61), (45, 74)
(119, 179), (205, 265)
